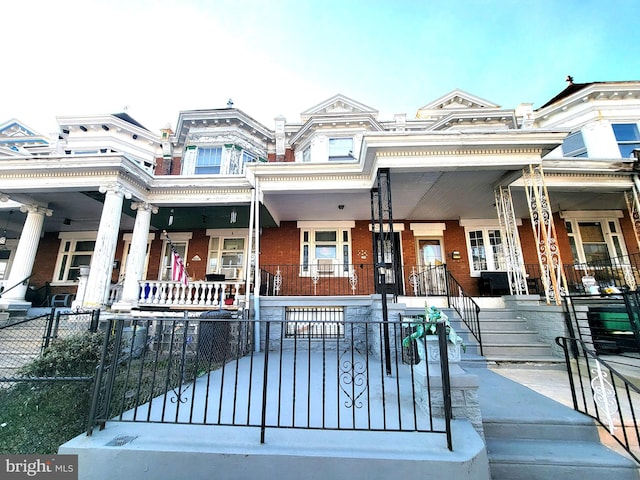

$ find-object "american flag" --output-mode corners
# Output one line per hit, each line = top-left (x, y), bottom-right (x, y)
(171, 247), (189, 285)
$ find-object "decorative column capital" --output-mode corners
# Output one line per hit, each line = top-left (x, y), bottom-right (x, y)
(131, 201), (159, 214)
(20, 204), (53, 217)
(99, 183), (132, 200)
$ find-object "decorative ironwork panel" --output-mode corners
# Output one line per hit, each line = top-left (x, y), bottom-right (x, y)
(522, 165), (568, 305)
(625, 188), (640, 251)
(338, 323), (368, 409)
(495, 186), (528, 295)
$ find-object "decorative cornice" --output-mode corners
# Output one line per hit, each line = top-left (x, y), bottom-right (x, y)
(377, 148), (542, 157)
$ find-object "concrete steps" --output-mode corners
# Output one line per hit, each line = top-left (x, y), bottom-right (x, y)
(475, 366), (640, 480)
(478, 307), (559, 363)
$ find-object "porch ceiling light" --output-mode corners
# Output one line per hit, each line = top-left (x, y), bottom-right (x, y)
(0, 210), (12, 245)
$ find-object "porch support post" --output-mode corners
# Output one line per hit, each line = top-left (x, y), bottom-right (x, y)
(522, 165), (568, 305)
(114, 201), (157, 310)
(253, 183), (261, 352)
(495, 186), (528, 295)
(0, 204), (52, 307)
(83, 184), (130, 309)
(624, 176), (640, 251)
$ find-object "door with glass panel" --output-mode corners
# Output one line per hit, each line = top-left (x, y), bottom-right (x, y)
(417, 238), (445, 295)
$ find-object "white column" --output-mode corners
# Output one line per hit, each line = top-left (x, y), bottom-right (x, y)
(115, 201), (157, 310)
(0, 204), (52, 305)
(83, 184), (130, 309)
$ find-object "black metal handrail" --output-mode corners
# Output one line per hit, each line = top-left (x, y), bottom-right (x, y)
(0, 274), (34, 297)
(556, 336), (640, 463)
(87, 315), (454, 449)
(445, 269), (483, 356)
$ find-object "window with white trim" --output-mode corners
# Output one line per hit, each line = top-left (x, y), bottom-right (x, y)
(565, 216), (627, 264)
(562, 131), (587, 157)
(612, 123), (640, 158)
(54, 233), (97, 283)
(328, 137), (353, 161)
(207, 236), (245, 280)
(300, 225), (352, 276)
(121, 233), (153, 281)
(195, 147), (222, 174)
(466, 228), (506, 275)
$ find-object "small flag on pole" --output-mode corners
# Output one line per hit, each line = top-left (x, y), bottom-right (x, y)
(171, 247), (189, 285)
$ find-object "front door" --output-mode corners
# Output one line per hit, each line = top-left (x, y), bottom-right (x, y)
(374, 232), (403, 296)
(417, 238), (445, 295)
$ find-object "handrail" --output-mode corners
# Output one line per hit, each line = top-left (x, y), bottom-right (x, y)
(556, 336), (639, 464)
(445, 268), (483, 356)
(0, 274), (34, 298)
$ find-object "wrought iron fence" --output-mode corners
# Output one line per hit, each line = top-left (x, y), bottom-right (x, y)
(556, 336), (640, 463)
(87, 315), (454, 448)
(525, 253), (640, 297)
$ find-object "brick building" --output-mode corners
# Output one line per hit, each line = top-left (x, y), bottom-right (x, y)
(1, 79), (639, 313)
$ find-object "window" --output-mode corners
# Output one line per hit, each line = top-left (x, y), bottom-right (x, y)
(328, 138), (353, 161)
(0, 249), (11, 280)
(302, 146), (311, 163)
(565, 216), (627, 264)
(562, 131), (587, 157)
(299, 223), (352, 275)
(207, 235), (245, 280)
(466, 228), (505, 274)
(195, 147), (222, 174)
(612, 123), (640, 158)
(54, 235), (96, 283)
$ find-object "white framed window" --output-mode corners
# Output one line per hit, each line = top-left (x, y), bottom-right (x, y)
(54, 232), (97, 284)
(328, 137), (354, 161)
(562, 130), (588, 157)
(0, 243), (17, 282)
(461, 222), (506, 276)
(302, 146), (311, 163)
(206, 230), (248, 280)
(195, 147), (222, 174)
(298, 221), (354, 276)
(612, 123), (640, 158)
(563, 212), (628, 264)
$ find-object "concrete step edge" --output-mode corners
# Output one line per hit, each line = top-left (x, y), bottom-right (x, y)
(486, 438), (638, 468)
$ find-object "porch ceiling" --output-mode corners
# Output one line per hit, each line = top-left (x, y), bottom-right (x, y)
(261, 169), (633, 223)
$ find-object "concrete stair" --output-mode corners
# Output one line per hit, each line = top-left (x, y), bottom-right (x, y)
(474, 366), (640, 480)
(478, 307), (559, 363)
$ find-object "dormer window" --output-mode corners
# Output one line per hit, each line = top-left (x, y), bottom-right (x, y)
(195, 147), (223, 174)
(329, 137), (353, 161)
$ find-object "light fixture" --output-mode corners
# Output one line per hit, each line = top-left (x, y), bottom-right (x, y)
(230, 207), (237, 224)
(168, 209), (174, 226)
(191, 255), (202, 262)
(63, 218), (72, 225)
(0, 210), (12, 245)
(338, 205), (345, 210)
(451, 250), (461, 260)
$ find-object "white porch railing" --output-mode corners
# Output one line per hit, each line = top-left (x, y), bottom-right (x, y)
(137, 280), (242, 308)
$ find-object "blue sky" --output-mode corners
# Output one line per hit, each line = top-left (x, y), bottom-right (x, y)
(2, 0), (639, 135)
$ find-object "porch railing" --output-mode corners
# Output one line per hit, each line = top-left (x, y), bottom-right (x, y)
(87, 315), (454, 448)
(445, 269), (483, 356)
(137, 280), (244, 308)
(525, 252), (640, 296)
(556, 336), (640, 463)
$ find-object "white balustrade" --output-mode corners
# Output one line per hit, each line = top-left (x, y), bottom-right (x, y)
(136, 280), (241, 308)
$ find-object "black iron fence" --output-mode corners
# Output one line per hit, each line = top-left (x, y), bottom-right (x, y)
(556, 336), (640, 463)
(88, 315), (454, 448)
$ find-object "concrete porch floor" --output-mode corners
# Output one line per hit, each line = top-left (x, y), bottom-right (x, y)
(59, 350), (491, 480)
